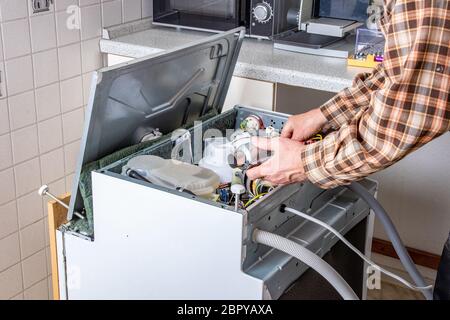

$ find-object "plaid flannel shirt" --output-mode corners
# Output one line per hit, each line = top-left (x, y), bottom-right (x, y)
(301, 0), (450, 189)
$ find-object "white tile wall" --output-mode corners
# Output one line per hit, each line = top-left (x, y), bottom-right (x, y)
(63, 139), (81, 175)
(5, 55), (34, 95)
(123, 0), (141, 23)
(102, 0), (122, 27)
(0, 263), (23, 300)
(21, 249), (47, 288)
(0, 99), (10, 134)
(0, 168), (15, 204)
(33, 48), (59, 87)
(81, 37), (102, 73)
(17, 190), (44, 229)
(0, 0), (28, 22)
(19, 219), (45, 259)
(142, 0), (152, 18)
(10, 292), (24, 300)
(0, 201), (18, 239)
(0, 133), (12, 170)
(8, 90), (36, 130)
(82, 72), (94, 105)
(37, 116), (63, 153)
(55, 10), (80, 46)
(40, 148), (65, 183)
(62, 107), (84, 143)
(35, 83), (61, 121)
(60, 76), (83, 112)
(11, 125), (39, 164)
(55, 1), (79, 13)
(2, 19), (31, 59)
(24, 277), (48, 299)
(29, 12), (57, 52)
(0, 0), (152, 300)
(0, 232), (20, 272)
(80, 4), (102, 40)
(14, 157), (41, 197)
(58, 43), (81, 80)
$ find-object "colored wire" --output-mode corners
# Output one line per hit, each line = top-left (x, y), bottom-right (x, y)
(244, 193), (268, 208)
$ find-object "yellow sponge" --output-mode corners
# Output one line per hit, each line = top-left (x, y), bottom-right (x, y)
(347, 54), (381, 68)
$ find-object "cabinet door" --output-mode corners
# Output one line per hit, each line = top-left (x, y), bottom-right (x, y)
(223, 77), (274, 111)
(275, 83), (336, 115)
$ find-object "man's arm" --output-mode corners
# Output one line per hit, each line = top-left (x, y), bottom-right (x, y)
(248, 1), (449, 188)
(320, 63), (386, 129)
(301, 0), (450, 189)
(302, 95), (448, 189)
(280, 65), (387, 142)
(319, 0), (395, 129)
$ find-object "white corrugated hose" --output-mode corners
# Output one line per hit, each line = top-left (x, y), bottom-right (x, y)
(253, 229), (359, 300)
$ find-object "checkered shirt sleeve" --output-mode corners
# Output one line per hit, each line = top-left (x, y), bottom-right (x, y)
(301, 0), (450, 189)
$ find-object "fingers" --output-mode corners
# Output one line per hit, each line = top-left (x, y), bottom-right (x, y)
(281, 118), (306, 141)
(246, 160), (274, 180)
(251, 137), (275, 151)
(281, 121), (293, 138)
(292, 131), (308, 142)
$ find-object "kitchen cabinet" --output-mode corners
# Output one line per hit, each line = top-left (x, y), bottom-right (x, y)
(275, 83), (336, 115)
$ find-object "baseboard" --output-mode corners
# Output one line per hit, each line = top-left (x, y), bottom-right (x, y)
(371, 253), (437, 287)
(372, 238), (441, 270)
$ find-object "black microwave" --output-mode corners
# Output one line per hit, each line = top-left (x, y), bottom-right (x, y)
(153, 0), (300, 39)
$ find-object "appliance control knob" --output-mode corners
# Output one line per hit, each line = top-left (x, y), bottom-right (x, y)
(253, 2), (273, 23)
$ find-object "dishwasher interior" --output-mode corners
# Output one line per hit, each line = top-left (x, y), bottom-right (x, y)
(63, 102), (375, 299)
(99, 106), (375, 299)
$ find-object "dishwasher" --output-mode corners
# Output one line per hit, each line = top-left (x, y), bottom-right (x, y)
(56, 27), (376, 300)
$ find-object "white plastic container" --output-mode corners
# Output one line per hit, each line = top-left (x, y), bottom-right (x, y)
(123, 155), (220, 197)
(199, 138), (235, 183)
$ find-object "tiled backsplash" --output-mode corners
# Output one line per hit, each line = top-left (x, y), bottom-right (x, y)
(0, 0), (152, 300)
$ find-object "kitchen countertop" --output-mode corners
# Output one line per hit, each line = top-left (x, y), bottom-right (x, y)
(100, 20), (367, 93)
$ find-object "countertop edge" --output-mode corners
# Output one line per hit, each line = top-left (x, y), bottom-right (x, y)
(100, 39), (352, 93)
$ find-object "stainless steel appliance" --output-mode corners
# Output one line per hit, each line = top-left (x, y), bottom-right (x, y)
(152, 0), (300, 39)
(273, 0), (370, 58)
(249, 0), (300, 38)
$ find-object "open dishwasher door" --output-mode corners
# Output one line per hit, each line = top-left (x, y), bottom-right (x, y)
(67, 27), (245, 222)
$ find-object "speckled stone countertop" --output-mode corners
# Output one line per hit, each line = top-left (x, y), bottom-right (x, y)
(100, 22), (367, 93)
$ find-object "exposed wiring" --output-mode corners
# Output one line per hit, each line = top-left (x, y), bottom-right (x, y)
(228, 194), (235, 206)
(245, 193), (268, 208)
(251, 180), (258, 196)
(246, 178), (275, 198)
(282, 206), (433, 293)
(306, 133), (324, 145)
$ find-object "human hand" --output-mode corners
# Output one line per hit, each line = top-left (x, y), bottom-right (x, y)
(246, 137), (307, 185)
(281, 108), (328, 142)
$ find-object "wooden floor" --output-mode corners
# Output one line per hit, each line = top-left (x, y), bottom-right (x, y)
(367, 281), (425, 300)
